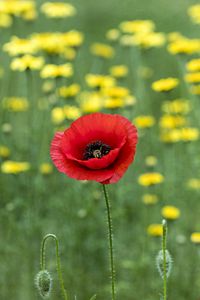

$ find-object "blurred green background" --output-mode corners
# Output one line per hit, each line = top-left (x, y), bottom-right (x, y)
(0, 0), (200, 300)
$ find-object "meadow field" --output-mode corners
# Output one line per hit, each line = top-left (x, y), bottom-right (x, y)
(0, 0), (200, 299)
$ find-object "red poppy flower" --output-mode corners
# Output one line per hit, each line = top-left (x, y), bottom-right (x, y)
(50, 113), (138, 184)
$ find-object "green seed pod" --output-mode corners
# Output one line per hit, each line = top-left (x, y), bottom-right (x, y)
(156, 249), (173, 279)
(35, 270), (52, 299)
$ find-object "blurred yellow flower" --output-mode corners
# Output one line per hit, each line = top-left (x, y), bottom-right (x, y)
(90, 43), (114, 59)
(11, 55), (44, 71)
(159, 115), (187, 129)
(110, 65), (128, 78)
(168, 37), (200, 55)
(1, 161), (30, 174)
(80, 92), (102, 113)
(161, 205), (180, 220)
(138, 172), (164, 186)
(63, 105), (81, 120)
(59, 84), (80, 98)
(185, 72), (200, 83)
(0, 13), (12, 27)
(147, 224), (163, 237)
(0, 146), (10, 158)
(191, 233), (200, 244)
(145, 156), (157, 167)
(186, 58), (200, 72)
(187, 178), (200, 190)
(160, 129), (181, 143)
(104, 98), (124, 109)
(190, 84), (200, 95)
(152, 78), (179, 92)
(106, 29), (120, 41)
(3, 36), (38, 56)
(41, 2), (76, 18)
(133, 32), (166, 49)
(134, 115), (155, 128)
(102, 86), (129, 98)
(120, 20), (155, 34)
(181, 127), (199, 142)
(39, 163), (53, 175)
(142, 194), (158, 205)
(2, 97), (29, 112)
(51, 107), (65, 124)
(85, 74), (115, 89)
(40, 64), (73, 78)
(162, 99), (191, 114)
(188, 4), (200, 24)
(0, 0), (36, 20)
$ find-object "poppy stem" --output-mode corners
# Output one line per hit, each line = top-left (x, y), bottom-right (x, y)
(102, 184), (116, 300)
(40, 234), (68, 300)
(162, 220), (167, 300)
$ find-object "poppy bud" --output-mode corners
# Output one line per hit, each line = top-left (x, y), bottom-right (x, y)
(156, 249), (173, 279)
(35, 270), (52, 299)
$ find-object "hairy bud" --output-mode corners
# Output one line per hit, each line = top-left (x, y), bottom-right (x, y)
(35, 270), (52, 299)
(156, 249), (172, 279)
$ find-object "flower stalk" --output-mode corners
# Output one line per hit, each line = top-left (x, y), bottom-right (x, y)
(162, 220), (167, 300)
(102, 184), (116, 300)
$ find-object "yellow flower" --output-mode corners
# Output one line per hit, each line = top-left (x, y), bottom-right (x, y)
(51, 107), (65, 124)
(3, 36), (38, 56)
(0, 146), (10, 158)
(41, 2), (76, 18)
(133, 32), (166, 49)
(106, 29), (120, 41)
(102, 86), (129, 98)
(168, 37), (200, 55)
(0, 13), (12, 27)
(90, 43), (114, 59)
(138, 172), (164, 186)
(1, 161), (30, 174)
(80, 92), (102, 113)
(160, 129), (181, 143)
(185, 72), (200, 83)
(190, 84), (200, 95)
(104, 97), (124, 109)
(110, 65), (128, 78)
(145, 156), (157, 167)
(2, 97), (29, 112)
(85, 74), (115, 88)
(40, 64), (73, 78)
(162, 99), (191, 114)
(186, 58), (200, 72)
(0, 1), (36, 19)
(119, 20), (155, 34)
(59, 84), (80, 98)
(181, 127), (199, 142)
(147, 224), (163, 237)
(161, 206), (180, 220)
(134, 115), (155, 128)
(120, 35), (135, 47)
(142, 194), (158, 205)
(11, 55), (44, 71)
(63, 105), (81, 120)
(159, 115), (187, 129)
(39, 163), (53, 175)
(191, 233), (200, 244)
(187, 178), (200, 190)
(188, 4), (200, 24)
(152, 78), (179, 92)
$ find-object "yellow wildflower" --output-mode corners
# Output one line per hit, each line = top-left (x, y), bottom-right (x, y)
(2, 97), (29, 112)
(104, 98), (124, 109)
(134, 115), (155, 128)
(159, 115), (187, 129)
(162, 99), (191, 114)
(0, 1), (36, 19)
(85, 74), (115, 89)
(0, 146), (10, 158)
(142, 194), (158, 205)
(187, 178), (200, 190)
(168, 37), (200, 55)
(41, 2), (76, 18)
(80, 92), (102, 113)
(102, 86), (129, 98)
(119, 20), (155, 34)
(160, 129), (181, 143)
(51, 107), (65, 124)
(133, 32), (166, 49)
(90, 43), (114, 59)
(39, 163), (53, 175)
(185, 72), (200, 83)
(59, 84), (80, 98)
(186, 58), (200, 72)
(3, 36), (38, 56)
(1, 161), (30, 174)
(0, 13), (12, 27)
(190, 84), (200, 95)
(188, 4), (200, 24)
(120, 35), (135, 47)
(181, 127), (199, 142)
(138, 172), (164, 186)
(147, 224), (163, 237)
(106, 29), (120, 41)
(40, 64), (73, 78)
(161, 206), (180, 220)
(191, 233), (200, 244)
(63, 105), (81, 120)
(110, 65), (128, 78)
(152, 78), (179, 92)
(145, 156), (157, 167)
(11, 55), (44, 71)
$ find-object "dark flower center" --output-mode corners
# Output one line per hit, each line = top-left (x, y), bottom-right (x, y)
(83, 140), (111, 160)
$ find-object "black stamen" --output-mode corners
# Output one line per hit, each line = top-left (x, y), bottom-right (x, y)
(83, 140), (111, 160)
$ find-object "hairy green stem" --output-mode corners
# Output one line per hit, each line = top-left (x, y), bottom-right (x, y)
(162, 220), (167, 300)
(102, 184), (116, 300)
(40, 234), (68, 300)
